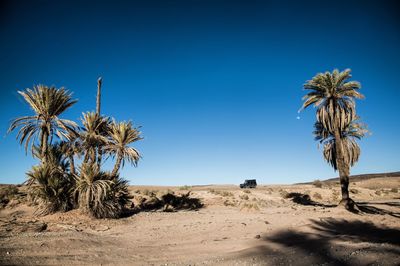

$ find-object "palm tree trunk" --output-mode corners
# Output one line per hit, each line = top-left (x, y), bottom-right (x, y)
(41, 130), (49, 163)
(96, 77), (102, 115)
(333, 128), (355, 210)
(90, 148), (96, 165)
(112, 154), (122, 176)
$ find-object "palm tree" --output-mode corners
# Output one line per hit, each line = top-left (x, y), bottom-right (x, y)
(105, 120), (142, 176)
(79, 112), (110, 165)
(301, 69), (365, 208)
(27, 143), (74, 215)
(74, 163), (130, 218)
(314, 117), (368, 172)
(8, 85), (78, 161)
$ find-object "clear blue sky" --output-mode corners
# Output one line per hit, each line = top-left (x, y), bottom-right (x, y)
(1, 0), (399, 185)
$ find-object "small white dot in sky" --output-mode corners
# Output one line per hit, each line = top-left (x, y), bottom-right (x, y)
(296, 116), (301, 120)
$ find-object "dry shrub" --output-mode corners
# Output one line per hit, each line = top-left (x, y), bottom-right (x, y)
(350, 188), (359, 194)
(239, 194), (249, 200)
(243, 189), (251, 194)
(0, 185), (20, 208)
(209, 190), (233, 197)
(280, 190), (290, 198)
(313, 180), (323, 188)
(257, 199), (269, 207)
(223, 199), (237, 207)
(142, 189), (158, 197)
(390, 188), (398, 193)
(240, 202), (260, 211)
(179, 185), (192, 190)
(313, 192), (322, 200)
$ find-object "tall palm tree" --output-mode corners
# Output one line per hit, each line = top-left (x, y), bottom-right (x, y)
(105, 120), (142, 176)
(314, 117), (368, 172)
(8, 85), (78, 161)
(301, 69), (365, 208)
(79, 112), (110, 165)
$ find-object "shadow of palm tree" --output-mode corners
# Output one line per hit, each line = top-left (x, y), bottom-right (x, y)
(121, 191), (203, 217)
(287, 193), (400, 218)
(286, 192), (336, 207)
(356, 202), (400, 218)
(234, 218), (400, 265)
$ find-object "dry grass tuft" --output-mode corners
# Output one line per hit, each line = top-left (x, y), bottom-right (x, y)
(239, 194), (249, 200)
(240, 202), (260, 211)
(209, 189), (233, 197)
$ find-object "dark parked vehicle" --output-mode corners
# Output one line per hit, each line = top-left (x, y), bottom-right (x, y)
(240, 179), (257, 188)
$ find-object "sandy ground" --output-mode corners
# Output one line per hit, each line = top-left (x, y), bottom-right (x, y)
(1, 177), (400, 265)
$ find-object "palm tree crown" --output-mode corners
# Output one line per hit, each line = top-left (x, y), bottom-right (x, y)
(105, 120), (142, 176)
(8, 85), (78, 157)
(301, 69), (364, 132)
(79, 112), (110, 164)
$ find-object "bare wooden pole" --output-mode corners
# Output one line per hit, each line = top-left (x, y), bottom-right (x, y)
(96, 77), (102, 115)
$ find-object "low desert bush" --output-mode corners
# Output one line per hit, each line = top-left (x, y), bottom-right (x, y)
(313, 192), (322, 200)
(141, 189), (158, 197)
(243, 189), (251, 194)
(312, 180), (323, 188)
(179, 185), (192, 190)
(280, 190), (290, 198)
(223, 199), (237, 207)
(390, 188), (398, 193)
(350, 188), (359, 194)
(0, 185), (20, 208)
(239, 194), (249, 200)
(209, 190), (233, 197)
(240, 202), (260, 211)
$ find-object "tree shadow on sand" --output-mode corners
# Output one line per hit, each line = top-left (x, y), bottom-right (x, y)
(122, 191), (203, 217)
(236, 218), (400, 265)
(285, 192), (336, 208)
(356, 201), (400, 218)
(287, 193), (400, 218)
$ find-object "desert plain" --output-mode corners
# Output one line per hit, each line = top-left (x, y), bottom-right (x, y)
(1, 174), (400, 265)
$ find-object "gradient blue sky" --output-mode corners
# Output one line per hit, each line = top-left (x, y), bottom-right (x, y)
(1, 0), (399, 185)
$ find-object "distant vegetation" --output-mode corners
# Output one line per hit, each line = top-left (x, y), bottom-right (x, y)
(8, 79), (142, 218)
(301, 69), (368, 210)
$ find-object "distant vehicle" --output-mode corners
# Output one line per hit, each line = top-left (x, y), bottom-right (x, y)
(240, 179), (257, 188)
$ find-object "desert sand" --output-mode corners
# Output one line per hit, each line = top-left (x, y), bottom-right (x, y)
(1, 176), (400, 265)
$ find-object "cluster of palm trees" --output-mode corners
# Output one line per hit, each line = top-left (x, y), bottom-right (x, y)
(8, 79), (142, 218)
(301, 69), (368, 210)
(9, 69), (368, 216)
